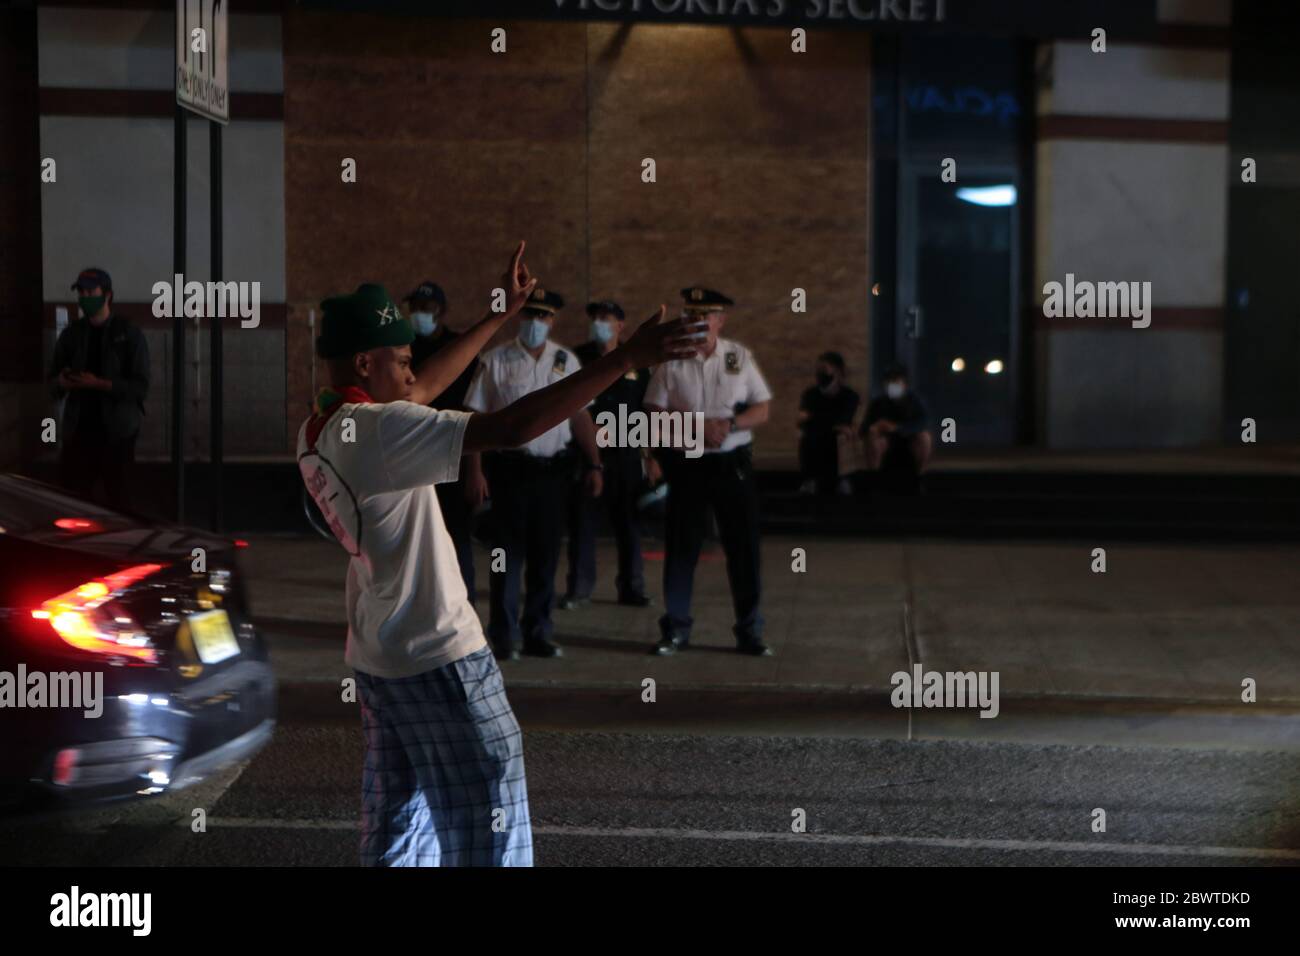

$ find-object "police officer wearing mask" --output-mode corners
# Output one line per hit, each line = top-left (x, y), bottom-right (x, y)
(406, 280), (484, 601)
(464, 287), (604, 660)
(560, 301), (655, 610)
(643, 287), (773, 657)
(48, 267), (149, 512)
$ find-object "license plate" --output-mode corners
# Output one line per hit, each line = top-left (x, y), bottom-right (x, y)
(190, 610), (240, 664)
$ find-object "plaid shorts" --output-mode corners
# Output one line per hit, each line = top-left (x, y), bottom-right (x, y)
(355, 646), (533, 867)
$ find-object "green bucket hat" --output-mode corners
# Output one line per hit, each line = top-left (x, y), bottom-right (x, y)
(316, 283), (415, 359)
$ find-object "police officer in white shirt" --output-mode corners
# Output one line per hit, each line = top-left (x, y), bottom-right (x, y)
(465, 287), (605, 660)
(643, 287), (774, 657)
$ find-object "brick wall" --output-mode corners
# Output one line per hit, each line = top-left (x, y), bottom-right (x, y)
(284, 13), (871, 465)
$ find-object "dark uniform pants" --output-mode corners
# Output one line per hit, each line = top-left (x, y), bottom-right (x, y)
(484, 452), (570, 650)
(60, 429), (137, 513)
(435, 475), (477, 602)
(565, 448), (646, 601)
(658, 446), (763, 643)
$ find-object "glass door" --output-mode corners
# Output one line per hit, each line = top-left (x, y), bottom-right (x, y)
(872, 32), (1028, 446)
(896, 163), (1020, 445)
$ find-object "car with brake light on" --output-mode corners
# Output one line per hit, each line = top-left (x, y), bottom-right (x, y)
(0, 474), (275, 814)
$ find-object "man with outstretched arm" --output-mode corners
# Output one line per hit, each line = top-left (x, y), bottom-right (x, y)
(297, 242), (702, 866)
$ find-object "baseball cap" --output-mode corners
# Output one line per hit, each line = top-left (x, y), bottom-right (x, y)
(316, 283), (415, 359)
(402, 281), (446, 309)
(71, 267), (112, 292)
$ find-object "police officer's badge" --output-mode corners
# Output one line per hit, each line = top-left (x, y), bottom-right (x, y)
(552, 350), (568, 375)
(690, 288), (704, 302)
(725, 351), (741, 374)
(624, 370), (639, 381)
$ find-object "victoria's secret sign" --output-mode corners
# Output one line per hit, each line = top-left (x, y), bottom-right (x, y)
(553, 0), (948, 24)
(306, 0), (1158, 38)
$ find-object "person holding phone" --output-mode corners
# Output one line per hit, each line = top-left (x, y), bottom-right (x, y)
(48, 267), (149, 512)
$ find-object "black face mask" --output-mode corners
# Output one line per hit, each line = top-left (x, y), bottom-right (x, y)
(815, 371), (834, 388)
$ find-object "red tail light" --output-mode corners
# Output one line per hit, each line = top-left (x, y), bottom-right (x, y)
(31, 563), (165, 663)
(53, 749), (79, 786)
(54, 517), (104, 532)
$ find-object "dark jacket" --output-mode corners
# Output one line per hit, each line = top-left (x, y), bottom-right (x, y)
(48, 314), (149, 441)
(410, 325), (478, 411)
(573, 340), (651, 460)
(863, 392), (929, 439)
(573, 340), (651, 421)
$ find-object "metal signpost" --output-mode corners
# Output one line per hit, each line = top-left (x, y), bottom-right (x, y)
(175, 0), (229, 529)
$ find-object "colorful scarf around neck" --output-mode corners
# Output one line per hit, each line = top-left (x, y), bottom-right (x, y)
(306, 385), (373, 450)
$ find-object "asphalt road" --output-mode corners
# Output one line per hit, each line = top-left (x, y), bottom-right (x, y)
(3, 690), (1298, 867)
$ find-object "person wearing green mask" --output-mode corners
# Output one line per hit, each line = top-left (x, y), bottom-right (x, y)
(47, 267), (150, 512)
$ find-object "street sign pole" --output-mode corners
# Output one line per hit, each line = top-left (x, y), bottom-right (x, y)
(172, 102), (186, 524)
(176, 0), (229, 530)
(210, 119), (223, 532)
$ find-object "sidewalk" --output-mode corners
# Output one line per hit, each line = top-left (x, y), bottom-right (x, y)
(240, 533), (1300, 746)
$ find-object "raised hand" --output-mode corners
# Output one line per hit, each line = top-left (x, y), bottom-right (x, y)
(410, 241), (537, 406)
(620, 306), (707, 368)
(501, 240), (538, 318)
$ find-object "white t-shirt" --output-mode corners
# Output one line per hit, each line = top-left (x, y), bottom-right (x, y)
(296, 400), (486, 679)
(644, 337), (773, 453)
(463, 337), (582, 458)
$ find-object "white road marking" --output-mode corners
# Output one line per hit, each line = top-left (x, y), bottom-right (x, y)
(193, 817), (1300, 860)
(901, 598), (916, 742)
